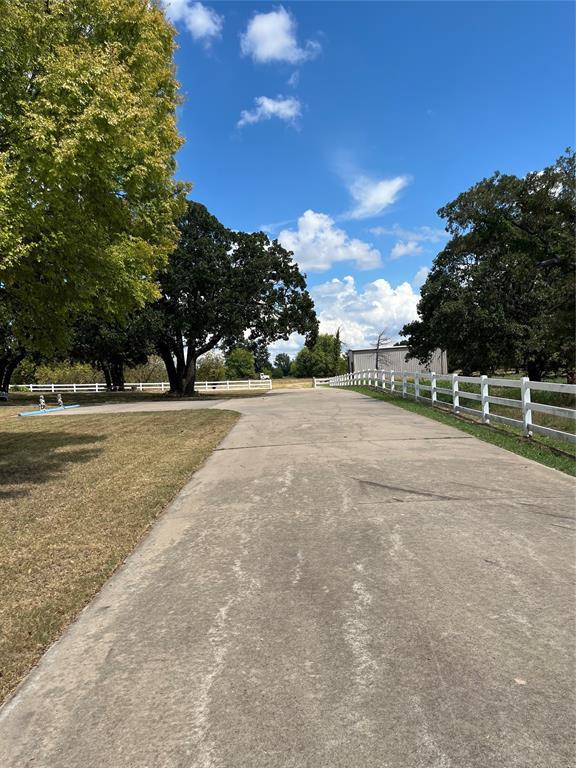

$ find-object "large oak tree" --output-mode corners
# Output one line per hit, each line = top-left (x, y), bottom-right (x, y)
(402, 151), (575, 380)
(150, 201), (318, 394)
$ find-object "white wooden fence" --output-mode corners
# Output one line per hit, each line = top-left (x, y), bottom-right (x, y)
(328, 369), (576, 445)
(9, 378), (272, 393)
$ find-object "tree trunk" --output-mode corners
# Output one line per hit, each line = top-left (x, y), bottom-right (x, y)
(100, 363), (113, 390)
(175, 347), (186, 388)
(111, 361), (125, 391)
(0, 351), (25, 391)
(526, 360), (543, 382)
(157, 343), (179, 393)
(182, 354), (197, 396)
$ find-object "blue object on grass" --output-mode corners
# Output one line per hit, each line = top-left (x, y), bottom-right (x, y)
(18, 405), (81, 417)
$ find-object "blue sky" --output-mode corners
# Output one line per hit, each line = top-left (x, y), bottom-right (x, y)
(164, 0), (575, 355)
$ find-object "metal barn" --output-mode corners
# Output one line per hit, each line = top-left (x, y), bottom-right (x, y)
(347, 346), (448, 374)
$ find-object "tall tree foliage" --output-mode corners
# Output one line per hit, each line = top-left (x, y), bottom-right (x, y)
(225, 348), (256, 380)
(274, 353), (292, 376)
(0, 0), (185, 387)
(292, 333), (347, 377)
(402, 151), (576, 380)
(150, 202), (317, 394)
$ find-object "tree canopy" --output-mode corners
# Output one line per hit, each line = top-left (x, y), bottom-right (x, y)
(71, 314), (152, 390)
(292, 333), (347, 378)
(274, 353), (292, 376)
(402, 150), (576, 380)
(225, 348), (256, 380)
(150, 201), (317, 394)
(0, 0), (186, 377)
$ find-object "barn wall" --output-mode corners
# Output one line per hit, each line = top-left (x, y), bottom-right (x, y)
(348, 347), (448, 374)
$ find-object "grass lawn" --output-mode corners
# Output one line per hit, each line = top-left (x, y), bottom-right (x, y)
(0, 408), (239, 703)
(342, 385), (576, 476)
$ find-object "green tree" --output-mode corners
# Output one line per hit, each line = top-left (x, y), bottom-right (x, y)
(224, 338), (271, 373)
(225, 348), (256, 380)
(250, 340), (271, 374)
(292, 333), (345, 377)
(196, 352), (226, 382)
(274, 353), (291, 376)
(0, 0), (186, 387)
(402, 151), (576, 380)
(150, 202), (317, 394)
(72, 314), (152, 390)
(292, 346), (322, 377)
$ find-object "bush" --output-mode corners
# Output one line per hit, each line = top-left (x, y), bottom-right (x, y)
(124, 356), (167, 383)
(225, 348), (256, 379)
(196, 352), (226, 382)
(35, 362), (102, 384)
(11, 358), (39, 384)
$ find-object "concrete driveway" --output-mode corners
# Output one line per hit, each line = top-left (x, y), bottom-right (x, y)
(1, 388), (574, 767)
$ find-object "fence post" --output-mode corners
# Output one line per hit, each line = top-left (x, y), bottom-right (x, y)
(480, 375), (490, 424)
(51, 383), (55, 393)
(452, 374), (459, 414)
(415, 372), (420, 400)
(431, 372), (437, 406)
(521, 377), (533, 437)
(402, 372), (407, 398)
(391, 370), (395, 393)
(73, 383), (77, 393)
(139, 382), (143, 392)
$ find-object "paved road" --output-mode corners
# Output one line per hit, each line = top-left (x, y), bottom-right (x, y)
(1, 388), (574, 767)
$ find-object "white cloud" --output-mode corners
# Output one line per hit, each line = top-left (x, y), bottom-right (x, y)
(345, 175), (410, 220)
(412, 266), (430, 288)
(390, 240), (423, 259)
(310, 275), (420, 348)
(287, 71), (300, 88)
(278, 210), (381, 273)
(237, 95), (301, 128)
(268, 332), (306, 359)
(370, 224), (447, 243)
(240, 7), (321, 64)
(164, 1), (223, 45)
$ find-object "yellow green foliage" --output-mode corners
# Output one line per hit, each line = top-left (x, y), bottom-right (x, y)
(0, 0), (187, 352)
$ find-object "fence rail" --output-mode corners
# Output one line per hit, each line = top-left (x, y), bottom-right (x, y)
(329, 369), (576, 445)
(9, 379), (272, 394)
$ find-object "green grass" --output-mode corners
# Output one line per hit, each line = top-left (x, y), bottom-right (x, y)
(0, 409), (239, 703)
(342, 385), (576, 476)
(351, 373), (575, 441)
